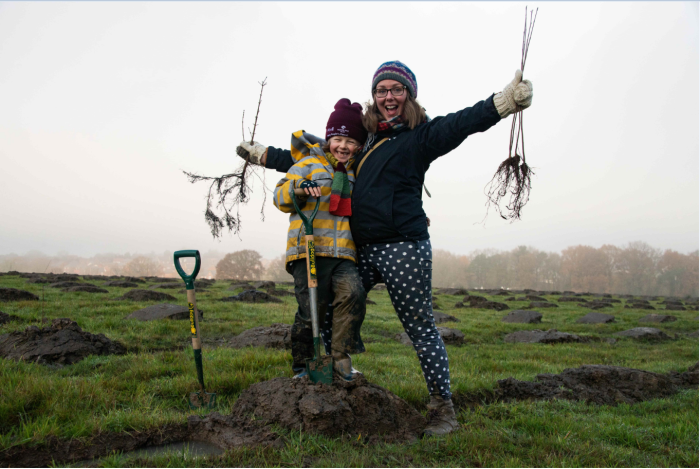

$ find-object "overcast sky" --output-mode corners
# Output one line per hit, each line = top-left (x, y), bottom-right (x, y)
(0, 1), (698, 260)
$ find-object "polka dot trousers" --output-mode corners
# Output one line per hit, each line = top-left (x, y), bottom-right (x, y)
(358, 239), (452, 399)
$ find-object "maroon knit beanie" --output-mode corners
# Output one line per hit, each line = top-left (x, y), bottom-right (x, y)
(325, 98), (368, 144)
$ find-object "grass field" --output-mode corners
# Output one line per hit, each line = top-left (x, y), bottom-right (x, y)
(0, 273), (697, 467)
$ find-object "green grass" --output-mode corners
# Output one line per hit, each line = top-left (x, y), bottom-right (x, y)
(1, 274), (698, 467)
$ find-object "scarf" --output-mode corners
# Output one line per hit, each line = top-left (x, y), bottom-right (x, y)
(325, 152), (352, 217)
(363, 111), (432, 152)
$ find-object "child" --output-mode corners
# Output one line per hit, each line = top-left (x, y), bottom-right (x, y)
(273, 98), (367, 380)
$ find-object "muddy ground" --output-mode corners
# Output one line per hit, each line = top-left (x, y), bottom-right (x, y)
(0, 318), (126, 365)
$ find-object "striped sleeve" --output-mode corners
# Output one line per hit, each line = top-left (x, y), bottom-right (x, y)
(273, 159), (315, 213)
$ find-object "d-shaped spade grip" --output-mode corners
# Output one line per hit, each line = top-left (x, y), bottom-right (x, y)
(174, 250), (201, 290)
(291, 188), (321, 236)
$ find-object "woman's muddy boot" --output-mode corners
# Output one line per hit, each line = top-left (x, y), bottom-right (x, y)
(332, 352), (361, 381)
(422, 395), (459, 437)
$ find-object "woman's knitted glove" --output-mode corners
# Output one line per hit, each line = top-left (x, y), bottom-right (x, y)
(493, 70), (534, 118)
(236, 141), (267, 165)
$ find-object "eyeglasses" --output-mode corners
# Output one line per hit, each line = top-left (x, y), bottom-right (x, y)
(373, 86), (406, 98)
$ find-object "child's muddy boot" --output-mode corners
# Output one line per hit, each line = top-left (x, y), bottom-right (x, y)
(422, 395), (459, 437)
(332, 352), (361, 381)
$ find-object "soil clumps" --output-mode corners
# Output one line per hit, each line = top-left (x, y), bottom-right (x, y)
(625, 303), (656, 310)
(227, 375), (425, 440)
(126, 303), (203, 321)
(0, 288), (39, 302)
(437, 288), (468, 296)
(576, 312), (615, 324)
(117, 289), (177, 302)
(224, 323), (292, 350)
(504, 329), (585, 344)
(149, 282), (181, 290)
(0, 318), (126, 365)
(528, 301), (557, 309)
(0, 311), (22, 325)
(61, 285), (109, 293)
(49, 281), (93, 289)
(433, 311), (460, 323)
(502, 310), (542, 324)
(103, 281), (139, 288)
(639, 314), (677, 323)
(493, 363), (699, 406)
(615, 327), (671, 340)
(222, 290), (282, 303)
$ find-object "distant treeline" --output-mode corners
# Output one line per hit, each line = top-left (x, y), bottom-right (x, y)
(433, 242), (698, 297)
(1, 241), (697, 296)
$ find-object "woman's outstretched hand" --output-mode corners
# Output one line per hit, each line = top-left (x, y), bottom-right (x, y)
(493, 70), (533, 118)
(236, 141), (267, 165)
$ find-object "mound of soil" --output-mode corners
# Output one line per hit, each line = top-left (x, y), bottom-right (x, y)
(625, 303), (656, 310)
(0, 288), (40, 302)
(463, 294), (486, 304)
(615, 327), (671, 340)
(454, 302), (466, 308)
(149, 283), (181, 290)
(227, 375), (425, 440)
(372, 284), (387, 291)
(558, 296), (581, 302)
(639, 314), (677, 323)
(252, 281), (276, 290)
(576, 312), (615, 324)
(188, 413), (281, 450)
(103, 281), (139, 288)
(665, 304), (687, 311)
(117, 289), (177, 302)
(0, 311), (22, 325)
(225, 323), (291, 350)
(49, 281), (93, 289)
(268, 289), (295, 297)
(26, 278), (52, 284)
(502, 310), (542, 324)
(584, 301), (613, 310)
(504, 329), (584, 344)
(433, 311), (459, 323)
(222, 290), (282, 303)
(476, 301), (508, 311)
(0, 318), (126, 365)
(366, 298), (377, 305)
(228, 283), (255, 291)
(487, 290), (510, 296)
(124, 277), (146, 283)
(528, 301), (558, 309)
(126, 303), (203, 321)
(437, 288), (468, 296)
(525, 295), (547, 302)
(61, 286), (109, 293)
(494, 363), (699, 406)
(629, 299), (650, 305)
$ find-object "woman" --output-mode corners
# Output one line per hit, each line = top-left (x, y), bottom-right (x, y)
(238, 60), (533, 436)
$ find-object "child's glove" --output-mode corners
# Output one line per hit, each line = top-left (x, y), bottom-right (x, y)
(297, 180), (322, 198)
(236, 141), (267, 165)
(493, 70), (534, 118)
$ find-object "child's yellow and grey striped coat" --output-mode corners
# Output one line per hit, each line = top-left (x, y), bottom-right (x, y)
(274, 130), (357, 264)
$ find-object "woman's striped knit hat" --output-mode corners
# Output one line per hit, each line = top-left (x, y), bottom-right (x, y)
(371, 60), (418, 98)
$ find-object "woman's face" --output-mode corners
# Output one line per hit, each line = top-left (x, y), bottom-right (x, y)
(329, 136), (361, 163)
(375, 79), (408, 121)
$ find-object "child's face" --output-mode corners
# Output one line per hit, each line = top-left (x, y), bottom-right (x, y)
(329, 136), (361, 163)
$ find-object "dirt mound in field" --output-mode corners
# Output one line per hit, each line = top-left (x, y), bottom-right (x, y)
(0, 288), (39, 302)
(222, 290), (282, 303)
(117, 289), (176, 301)
(225, 323), (292, 350)
(0, 311), (22, 325)
(228, 375), (425, 441)
(0, 318), (126, 365)
(494, 363), (699, 406)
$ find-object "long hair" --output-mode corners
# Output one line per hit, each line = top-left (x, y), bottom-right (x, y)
(362, 93), (427, 134)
